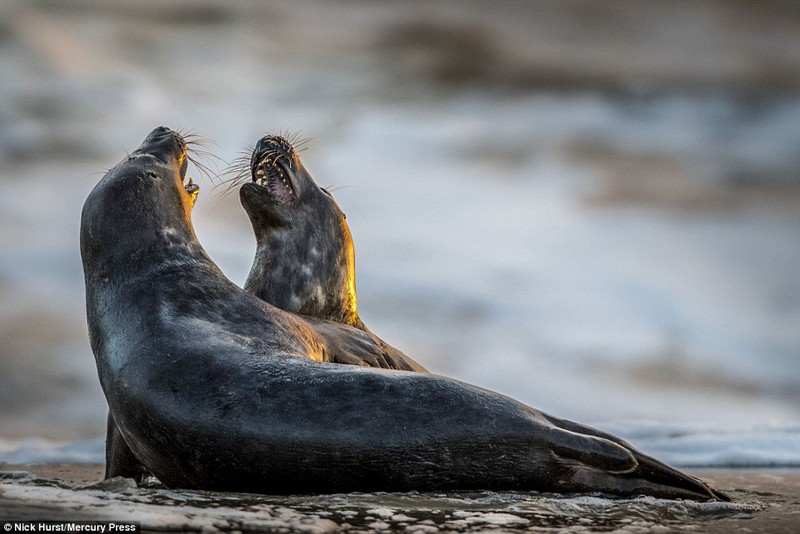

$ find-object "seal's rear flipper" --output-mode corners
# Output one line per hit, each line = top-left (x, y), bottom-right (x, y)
(632, 452), (731, 501)
(546, 424), (729, 501)
(548, 427), (637, 474)
(541, 413), (731, 502)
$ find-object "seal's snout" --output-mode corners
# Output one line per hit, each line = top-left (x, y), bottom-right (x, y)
(145, 126), (178, 142)
(135, 126), (186, 164)
(250, 136), (297, 203)
(130, 127), (200, 207)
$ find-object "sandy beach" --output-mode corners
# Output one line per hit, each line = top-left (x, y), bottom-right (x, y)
(1, 464), (798, 533)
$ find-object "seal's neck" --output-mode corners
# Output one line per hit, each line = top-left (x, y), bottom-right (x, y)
(80, 162), (216, 290)
(245, 227), (362, 329)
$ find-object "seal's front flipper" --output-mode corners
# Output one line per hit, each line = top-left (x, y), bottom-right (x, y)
(312, 319), (421, 371)
(105, 411), (150, 483)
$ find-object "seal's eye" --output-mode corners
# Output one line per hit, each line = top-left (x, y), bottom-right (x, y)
(320, 188), (333, 197)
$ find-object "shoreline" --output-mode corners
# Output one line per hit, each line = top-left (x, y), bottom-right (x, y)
(1, 464), (798, 533)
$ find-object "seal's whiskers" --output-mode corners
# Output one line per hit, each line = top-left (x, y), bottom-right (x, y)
(176, 130), (223, 187)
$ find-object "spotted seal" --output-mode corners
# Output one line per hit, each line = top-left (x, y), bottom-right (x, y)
(238, 134), (425, 372)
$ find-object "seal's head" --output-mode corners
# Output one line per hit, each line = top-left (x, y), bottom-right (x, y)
(239, 135), (361, 328)
(80, 127), (202, 282)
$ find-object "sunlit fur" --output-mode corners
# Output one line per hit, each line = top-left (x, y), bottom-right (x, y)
(239, 135), (361, 326)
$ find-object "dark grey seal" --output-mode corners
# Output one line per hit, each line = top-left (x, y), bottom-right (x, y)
(82, 127), (727, 500)
(97, 128), (416, 481)
(238, 135), (425, 372)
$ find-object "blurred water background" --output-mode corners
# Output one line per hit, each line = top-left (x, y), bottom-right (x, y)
(1, 0), (798, 467)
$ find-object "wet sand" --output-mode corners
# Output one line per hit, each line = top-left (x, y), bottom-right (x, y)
(1, 464), (798, 533)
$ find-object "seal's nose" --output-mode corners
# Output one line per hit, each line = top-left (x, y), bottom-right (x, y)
(250, 135), (294, 169)
(135, 127), (185, 162)
(148, 126), (173, 137)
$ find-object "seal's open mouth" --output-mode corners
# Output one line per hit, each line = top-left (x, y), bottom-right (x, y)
(177, 141), (200, 208)
(251, 137), (296, 203)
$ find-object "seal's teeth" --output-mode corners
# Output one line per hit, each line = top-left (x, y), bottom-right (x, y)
(256, 168), (266, 177)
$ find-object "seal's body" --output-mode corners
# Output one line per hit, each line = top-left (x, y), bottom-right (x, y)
(95, 128), (417, 480)
(84, 128), (726, 500)
(239, 135), (425, 372)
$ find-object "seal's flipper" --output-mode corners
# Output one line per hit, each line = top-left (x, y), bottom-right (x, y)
(543, 415), (729, 501)
(105, 411), (150, 482)
(547, 426), (637, 474)
(631, 451), (731, 501)
(541, 412), (636, 449)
